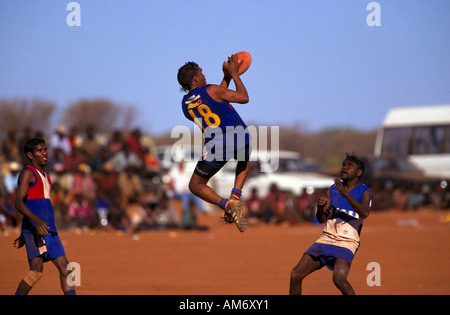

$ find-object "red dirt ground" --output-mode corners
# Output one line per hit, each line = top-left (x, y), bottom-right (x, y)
(1, 205), (449, 295)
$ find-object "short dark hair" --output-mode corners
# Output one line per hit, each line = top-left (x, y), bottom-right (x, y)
(24, 138), (45, 159)
(177, 61), (199, 92)
(344, 152), (365, 177)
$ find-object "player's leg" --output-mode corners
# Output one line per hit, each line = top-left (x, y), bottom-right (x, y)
(230, 141), (251, 199)
(289, 253), (322, 295)
(332, 258), (355, 295)
(189, 173), (222, 206)
(189, 161), (246, 232)
(220, 160), (250, 231)
(232, 160), (250, 192)
(15, 256), (44, 295)
(52, 255), (76, 295)
(227, 160), (250, 201)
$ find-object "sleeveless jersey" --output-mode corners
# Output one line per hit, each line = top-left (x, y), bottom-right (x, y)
(182, 85), (250, 161)
(20, 165), (57, 233)
(316, 182), (372, 254)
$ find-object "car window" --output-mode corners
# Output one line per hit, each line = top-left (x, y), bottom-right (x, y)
(276, 158), (307, 173)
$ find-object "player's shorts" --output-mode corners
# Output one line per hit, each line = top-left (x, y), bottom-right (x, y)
(23, 232), (66, 262)
(194, 143), (251, 178)
(305, 242), (355, 270)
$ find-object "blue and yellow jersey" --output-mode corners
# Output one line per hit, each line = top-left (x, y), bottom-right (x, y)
(182, 85), (250, 161)
(316, 183), (372, 254)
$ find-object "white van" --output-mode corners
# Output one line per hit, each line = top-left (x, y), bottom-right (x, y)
(374, 105), (450, 178)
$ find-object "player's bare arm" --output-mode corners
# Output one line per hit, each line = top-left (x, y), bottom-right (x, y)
(333, 177), (371, 219)
(316, 190), (330, 223)
(15, 168), (49, 236)
(220, 61), (232, 89)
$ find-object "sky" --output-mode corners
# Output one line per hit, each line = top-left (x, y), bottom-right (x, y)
(0, 0), (449, 135)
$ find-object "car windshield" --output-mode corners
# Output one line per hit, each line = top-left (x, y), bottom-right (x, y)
(276, 157), (309, 173)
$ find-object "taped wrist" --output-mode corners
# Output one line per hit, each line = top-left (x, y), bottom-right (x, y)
(23, 271), (43, 287)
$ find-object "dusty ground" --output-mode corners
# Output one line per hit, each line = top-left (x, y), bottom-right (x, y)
(1, 205), (449, 295)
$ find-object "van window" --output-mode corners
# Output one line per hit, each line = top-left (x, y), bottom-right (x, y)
(382, 125), (450, 155)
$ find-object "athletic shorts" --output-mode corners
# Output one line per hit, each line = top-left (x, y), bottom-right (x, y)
(23, 232), (66, 262)
(194, 143), (251, 178)
(305, 243), (355, 270)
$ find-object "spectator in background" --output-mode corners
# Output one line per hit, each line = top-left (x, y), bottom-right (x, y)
(153, 192), (179, 229)
(109, 142), (142, 172)
(118, 166), (144, 206)
(50, 125), (71, 156)
(90, 146), (110, 173)
(107, 130), (125, 157)
(47, 148), (66, 173)
(125, 128), (145, 163)
(49, 162), (72, 193)
(2, 161), (21, 194)
(50, 181), (71, 230)
(264, 183), (287, 223)
(168, 161), (205, 225)
(393, 184), (408, 212)
(63, 146), (85, 172)
(68, 193), (96, 230)
(407, 183), (425, 210)
(297, 187), (313, 221)
(96, 162), (119, 200)
(246, 187), (263, 224)
(429, 182), (445, 210)
(141, 146), (160, 169)
(81, 125), (99, 168)
(67, 126), (81, 152)
(0, 193), (21, 234)
(108, 193), (129, 231)
(95, 191), (111, 227)
(68, 163), (96, 203)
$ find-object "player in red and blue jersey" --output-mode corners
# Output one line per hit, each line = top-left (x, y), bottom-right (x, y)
(177, 54), (251, 232)
(13, 138), (76, 295)
(289, 153), (373, 295)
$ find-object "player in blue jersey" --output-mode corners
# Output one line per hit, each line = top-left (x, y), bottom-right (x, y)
(177, 54), (251, 232)
(289, 153), (373, 295)
(13, 138), (76, 295)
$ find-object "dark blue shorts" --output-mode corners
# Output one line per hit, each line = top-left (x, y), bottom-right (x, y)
(194, 143), (251, 178)
(305, 243), (355, 270)
(23, 232), (66, 262)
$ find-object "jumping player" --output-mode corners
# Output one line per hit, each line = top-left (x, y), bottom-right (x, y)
(289, 153), (373, 295)
(13, 138), (76, 295)
(177, 54), (251, 232)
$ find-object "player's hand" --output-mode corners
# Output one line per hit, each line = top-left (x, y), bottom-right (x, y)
(222, 61), (231, 79)
(317, 196), (327, 209)
(334, 177), (347, 196)
(14, 234), (25, 249)
(224, 54), (243, 77)
(35, 219), (50, 236)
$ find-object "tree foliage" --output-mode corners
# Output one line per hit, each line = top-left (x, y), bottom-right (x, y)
(62, 98), (137, 133)
(0, 98), (55, 134)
